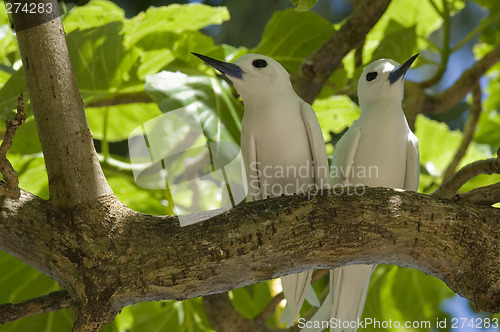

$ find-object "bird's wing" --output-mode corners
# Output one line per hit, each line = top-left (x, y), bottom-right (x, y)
(241, 128), (261, 201)
(404, 132), (420, 191)
(331, 125), (361, 185)
(280, 271), (318, 327)
(300, 102), (329, 188)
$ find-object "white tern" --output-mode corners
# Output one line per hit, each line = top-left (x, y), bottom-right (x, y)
(193, 52), (329, 327)
(303, 54), (420, 332)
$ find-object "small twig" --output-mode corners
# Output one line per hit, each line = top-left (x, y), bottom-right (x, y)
(442, 83), (482, 181)
(419, 0), (450, 88)
(423, 42), (500, 114)
(0, 290), (71, 323)
(432, 151), (500, 199)
(0, 94), (25, 199)
(456, 182), (500, 206)
(255, 292), (284, 324)
(354, 36), (365, 68)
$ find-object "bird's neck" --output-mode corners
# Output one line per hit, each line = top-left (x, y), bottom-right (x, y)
(359, 98), (403, 116)
(240, 88), (299, 111)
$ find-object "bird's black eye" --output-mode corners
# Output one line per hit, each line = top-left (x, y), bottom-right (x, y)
(252, 59), (267, 68)
(366, 71), (378, 82)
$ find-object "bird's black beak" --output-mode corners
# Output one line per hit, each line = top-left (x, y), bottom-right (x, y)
(192, 52), (244, 79)
(388, 53), (419, 84)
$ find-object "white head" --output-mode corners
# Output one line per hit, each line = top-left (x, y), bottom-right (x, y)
(192, 53), (294, 102)
(357, 54), (418, 111)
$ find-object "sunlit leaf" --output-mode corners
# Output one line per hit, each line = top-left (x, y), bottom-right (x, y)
(231, 282), (273, 319)
(124, 4), (230, 47)
(0, 69), (26, 121)
(252, 8), (334, 73)
(370, 20), (417, 63)
(62, 0), (125, 34)
(86, 103), (163, 142)
(363, 265), (454, 332)
(0, 251), (71, 331)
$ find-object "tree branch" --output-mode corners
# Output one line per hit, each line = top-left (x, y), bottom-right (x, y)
(292, 0), (391, 103)
(423, 43), (500, 114)
(432, 154), (500, 199)
(0, 94), (25, 199)
(1, 186), (499, 330)
(418, 0), (450, 88)
(403, 43), (500, 129)
(457, 182), (500, 206)
(442, 83), (482, 181)
(0, 290), (71, 324)
(11, 0), (113, 208)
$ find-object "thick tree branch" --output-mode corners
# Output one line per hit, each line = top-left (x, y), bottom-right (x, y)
(1, 187), (499, 330)
(442, 84), (482, 181)
(432, 155), (500, 199)
(0, 290), (71, 324)
(0, 94), (25, 199)
(11, 0), (113, 208)
(292, 0), (391, 103)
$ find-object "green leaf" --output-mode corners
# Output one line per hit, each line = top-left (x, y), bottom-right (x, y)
(475, 75), (500, 147)
(370, 20), (417, 64)
(415, 114), (495, 193)
(66, 22), (140, 95)
(86, 103), (163, 142)
(230, 283), (273, 319)
(124, 4), (230, 47)
(313, 95), (360, 155)
(363, 265), (453, 332)
(8, 155), (49, 199)
(105, 170), (170, 215)
(365, 0), (444, 61)
(145, 71), (243, 145)
(289, 0), (319, 12)
(62, 0), (125, 34)
(9, 115), (42, 154)
(252, 8), (334, 73)
(0, 251), (72, 331)
(0, 69), (26, 121)
(101, 299), (215, 332)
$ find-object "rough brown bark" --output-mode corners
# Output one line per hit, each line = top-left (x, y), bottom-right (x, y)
(1, 187), (499, 329)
